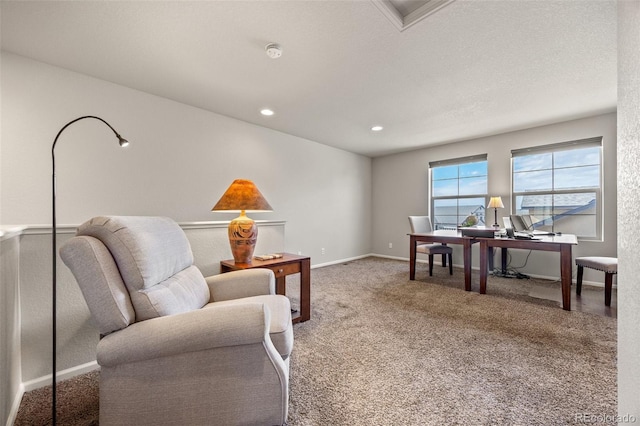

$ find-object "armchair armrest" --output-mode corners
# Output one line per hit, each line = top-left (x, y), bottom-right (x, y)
(206, 268), (275, 302)
(97, 303), (271, 367)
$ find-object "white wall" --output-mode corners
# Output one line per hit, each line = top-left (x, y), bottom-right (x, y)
(0, 52), (372, 262)
(617, 0), (640, 418)
(372, 113), (617, 283)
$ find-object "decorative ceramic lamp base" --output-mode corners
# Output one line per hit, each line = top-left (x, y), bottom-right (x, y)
(228, 212), (257, 263)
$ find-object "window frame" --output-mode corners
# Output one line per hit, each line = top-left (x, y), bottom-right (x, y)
(429, 154), (489, 230)
(510, 137), (603, 241)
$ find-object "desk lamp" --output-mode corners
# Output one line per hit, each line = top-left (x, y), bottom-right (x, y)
(487, 196), (504, 228)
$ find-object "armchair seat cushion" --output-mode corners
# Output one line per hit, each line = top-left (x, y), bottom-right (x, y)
(208, 294), (293, 359)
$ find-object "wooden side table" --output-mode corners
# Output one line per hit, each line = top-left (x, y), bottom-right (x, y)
(220, 253), (311, 323)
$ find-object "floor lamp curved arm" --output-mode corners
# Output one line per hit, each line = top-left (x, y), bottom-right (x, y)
(51, 116), (129, 424)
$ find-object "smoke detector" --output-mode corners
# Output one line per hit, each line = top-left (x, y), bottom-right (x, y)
(265, 43), (283, 59)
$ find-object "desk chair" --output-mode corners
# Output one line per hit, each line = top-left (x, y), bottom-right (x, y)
(408, 215), (453, 276)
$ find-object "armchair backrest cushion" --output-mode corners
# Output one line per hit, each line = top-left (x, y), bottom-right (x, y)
(74, 216), (210, 321)
(60, 235), (136, 335)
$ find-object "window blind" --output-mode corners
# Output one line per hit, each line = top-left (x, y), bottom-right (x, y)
(429, 154), (488, 168)
(511, 137), (602, 157)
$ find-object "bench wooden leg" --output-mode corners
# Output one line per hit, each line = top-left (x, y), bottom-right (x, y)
(576, 265), (584, 295)
(605, 272), (613, 306)
(448, 253), (453, 275)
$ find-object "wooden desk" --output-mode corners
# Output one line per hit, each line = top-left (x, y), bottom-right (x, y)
(220, 253), (311, 323)
(478, 234), (578, 311)
(409, 230), (479, 291)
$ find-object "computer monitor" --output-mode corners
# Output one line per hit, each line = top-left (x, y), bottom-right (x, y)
(502, 217), (515, 238)
(502, 217), (511, 228)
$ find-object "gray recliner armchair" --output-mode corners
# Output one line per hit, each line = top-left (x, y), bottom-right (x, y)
(60, 216), (293, 426)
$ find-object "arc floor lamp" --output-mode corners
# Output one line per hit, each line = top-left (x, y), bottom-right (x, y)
(51, 116), (129, 424)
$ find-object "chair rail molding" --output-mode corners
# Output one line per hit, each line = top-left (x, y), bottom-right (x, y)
(15, 220), (286, 235)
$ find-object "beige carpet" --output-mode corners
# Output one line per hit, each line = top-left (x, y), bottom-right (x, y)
(287, 257), (616, 425)
(14, 257), (616, 425)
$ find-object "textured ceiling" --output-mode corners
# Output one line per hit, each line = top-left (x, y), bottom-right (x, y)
(1, 1), (617, 157)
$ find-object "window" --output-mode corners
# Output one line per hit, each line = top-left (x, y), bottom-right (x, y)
(511, 137), (602, 240)
(430, 155), (488, 230)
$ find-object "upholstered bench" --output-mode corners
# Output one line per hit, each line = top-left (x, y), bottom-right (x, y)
(575, 256), (618, 306)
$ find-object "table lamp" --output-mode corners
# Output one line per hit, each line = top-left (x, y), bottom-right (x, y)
(487, 196), (504, 228)
(212, 179), (273, 263)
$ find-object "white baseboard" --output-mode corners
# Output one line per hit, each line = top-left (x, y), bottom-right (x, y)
(6, 383), (25, 426)
(22, 360), (100, 393)
(370, 253), (612, 288)
(311, 253), (374, 269)
(7, 361), (100, 425)
(371, 254), (407, 262)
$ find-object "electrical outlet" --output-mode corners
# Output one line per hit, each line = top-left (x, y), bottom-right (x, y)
(321, 248), (325, 255)
(389, 242), (393, 249)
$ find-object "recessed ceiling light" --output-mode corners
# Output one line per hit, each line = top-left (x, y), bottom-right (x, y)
(260, 109), (275, 116)
(371, 125), (384, 132)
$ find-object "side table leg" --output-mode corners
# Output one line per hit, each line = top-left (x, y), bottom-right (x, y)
(275, 276), (286, 296)
(300, 258), (311, 321)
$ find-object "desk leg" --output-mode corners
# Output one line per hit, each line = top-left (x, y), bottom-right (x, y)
(479, 240), (488, 294)
(501, 248), (508, 275)
(488, 246), (494, 271)
(464, 240), (472, 291)
(300, 258), (311, 322)
(560, 245), (572, 311)
(410, 236), (417, 280)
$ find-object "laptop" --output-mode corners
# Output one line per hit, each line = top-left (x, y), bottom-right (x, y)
(509, 215), (529, 232)
(505, 215), (539, 239)
(510, 214), (554, 238)
(521, 214), (533, 230)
